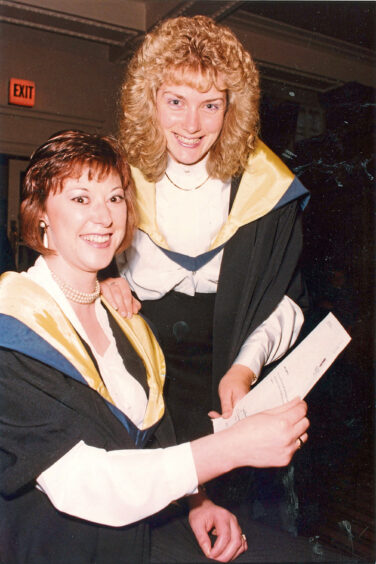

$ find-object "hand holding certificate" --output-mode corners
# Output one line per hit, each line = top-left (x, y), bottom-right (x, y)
(213, 313), (351, 433)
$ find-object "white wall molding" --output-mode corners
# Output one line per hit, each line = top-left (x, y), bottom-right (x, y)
(0, 0), (140, 45)
(0, 104), (104, 128)
(0, 105), (104, 156)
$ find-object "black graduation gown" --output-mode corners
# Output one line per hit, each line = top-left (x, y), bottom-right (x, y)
(0, 275), (175, 564)
(138, 176), (309, 441)
(212, 177), (309, 411)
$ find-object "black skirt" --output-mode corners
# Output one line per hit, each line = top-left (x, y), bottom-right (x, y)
(141, 291), (215, 443)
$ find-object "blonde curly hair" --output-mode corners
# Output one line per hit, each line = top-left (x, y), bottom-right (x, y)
(119, 15), (260, 182)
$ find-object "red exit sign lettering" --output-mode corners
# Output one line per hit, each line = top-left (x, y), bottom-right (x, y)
(9, 78), (36, 107)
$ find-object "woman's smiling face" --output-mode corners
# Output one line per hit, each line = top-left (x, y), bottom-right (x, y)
(43, 166), (127, 282)
(156, 81), (227, 165)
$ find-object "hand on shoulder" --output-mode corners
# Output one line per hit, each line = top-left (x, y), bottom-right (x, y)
(100, 277), (141, 318)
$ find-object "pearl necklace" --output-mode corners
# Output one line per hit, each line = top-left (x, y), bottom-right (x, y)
(165, 171), (209, 191)
(51, 271), (100, 304)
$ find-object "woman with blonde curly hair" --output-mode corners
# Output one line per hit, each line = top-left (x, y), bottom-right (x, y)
(119, 16), (260, 182)
(102, 15), (314, 560)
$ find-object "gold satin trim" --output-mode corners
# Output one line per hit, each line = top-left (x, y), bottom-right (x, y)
(0, 272), (165, 429)
(0, 272), (113, 403)
(100, 297), (166, 429)
(211, 141), (294, 248)
(131, 165), (170, 249)
(131, 140), (295, 251)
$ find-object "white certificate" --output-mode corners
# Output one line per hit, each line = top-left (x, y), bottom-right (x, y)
(213, 313), (351, 432)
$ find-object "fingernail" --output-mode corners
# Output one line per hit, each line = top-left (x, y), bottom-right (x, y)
(203, 543), (211, 557)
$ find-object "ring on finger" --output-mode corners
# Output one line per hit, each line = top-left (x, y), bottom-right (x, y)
(241, 533), (247, 542)
(297, 436), (304, 449)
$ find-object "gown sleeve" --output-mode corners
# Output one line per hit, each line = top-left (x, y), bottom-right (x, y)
(234, 295), (304, 378)
(0, 348), (198, 526)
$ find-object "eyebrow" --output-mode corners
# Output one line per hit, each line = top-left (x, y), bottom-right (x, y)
(64, 185), (124, 192)
(162, 90), (226, 102)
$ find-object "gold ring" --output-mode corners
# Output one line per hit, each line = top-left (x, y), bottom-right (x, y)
(241, 533), (247, 542)
(297, 437), (304, 449)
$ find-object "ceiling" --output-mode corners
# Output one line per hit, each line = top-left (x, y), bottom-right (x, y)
(240, 2), (375, 50)
(0, 0), (374, 94)
(1, 0), (374, 50)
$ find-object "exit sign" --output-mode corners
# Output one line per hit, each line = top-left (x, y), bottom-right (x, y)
(9, 78), (36, 107)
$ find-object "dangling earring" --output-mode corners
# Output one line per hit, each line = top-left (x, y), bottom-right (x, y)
(39, 220), (49, 249)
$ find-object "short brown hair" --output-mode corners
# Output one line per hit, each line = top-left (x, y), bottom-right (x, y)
(21, 130), (137, 255)
(120, 15), (260, 182)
